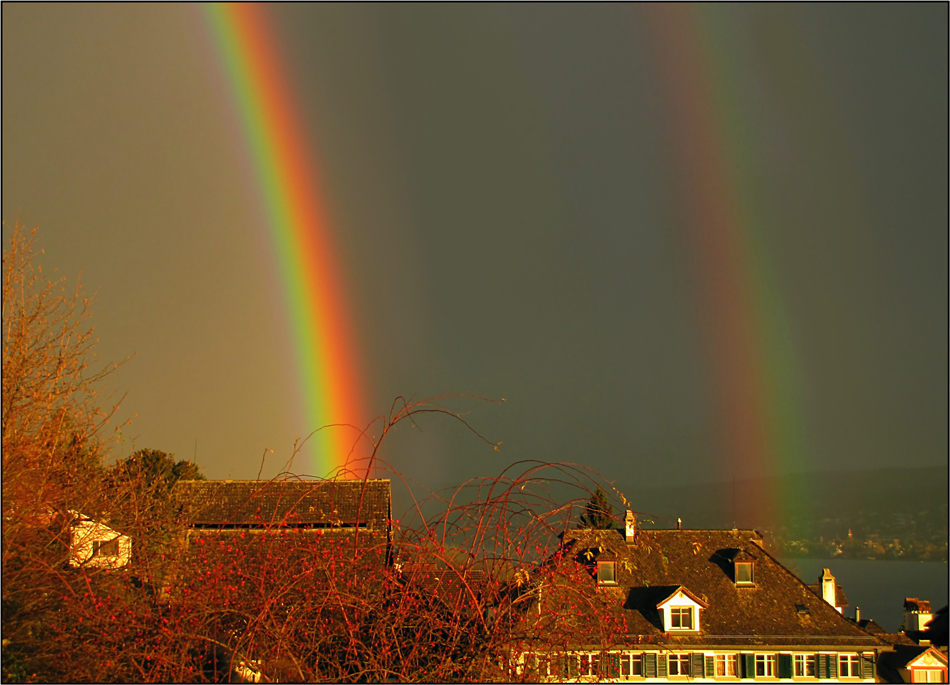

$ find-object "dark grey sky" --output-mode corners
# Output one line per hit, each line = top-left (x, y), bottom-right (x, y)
(3, 5), (946, 504)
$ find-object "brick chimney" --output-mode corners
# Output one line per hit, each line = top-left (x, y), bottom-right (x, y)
(625, 510), (636, 543)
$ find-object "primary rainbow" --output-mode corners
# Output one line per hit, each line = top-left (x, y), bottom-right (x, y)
(202, 4), (367, 478)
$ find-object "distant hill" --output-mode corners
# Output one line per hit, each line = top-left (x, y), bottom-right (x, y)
(624, 465), (948, 542)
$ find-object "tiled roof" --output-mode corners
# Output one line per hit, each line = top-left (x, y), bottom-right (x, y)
(173, 479), (391, 531)
(546, 528), (884, 649)
(401, 564), (490, 612)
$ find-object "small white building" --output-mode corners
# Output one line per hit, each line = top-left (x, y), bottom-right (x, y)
(68, 512), (131, 570)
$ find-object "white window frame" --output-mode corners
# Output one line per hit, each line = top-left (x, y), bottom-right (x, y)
(755, 653), (777, 677)
(579, 653), (595, 677)
(620, 653), (643, 679)
(669, 653), (690, 677)
(670, 606), (693, 630)
(735, 560), (754, 585)
(716, 654), (738, 677)
(795, 653), (817, 677)
(912, 669), (945, 683)
(597, 560), (617, 584)
(839, 653), (860, 678)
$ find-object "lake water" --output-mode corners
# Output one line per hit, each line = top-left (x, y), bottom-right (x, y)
(780, 558), (948, 633)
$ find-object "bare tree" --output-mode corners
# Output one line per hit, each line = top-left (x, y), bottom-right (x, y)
(2, 223), (125, 681)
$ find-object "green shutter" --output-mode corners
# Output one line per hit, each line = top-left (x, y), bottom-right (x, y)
(691, 653), (705, 678)
(706, 655), (715, 677)
(862, 653), (876, 680)
(606, 653), (620, 678)
(818, 654), (828, 679)
(657, 653), (668, 678)
(778, 654), (792, 679)
(644, 653), (657, 678)
(828, 654), (838, 679)
(744, 654), (756, 679)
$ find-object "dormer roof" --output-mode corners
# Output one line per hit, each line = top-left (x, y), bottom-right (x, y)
(656, 585), (709, 610)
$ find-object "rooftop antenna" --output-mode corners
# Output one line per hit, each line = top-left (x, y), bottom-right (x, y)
(732, 474), (737, 531)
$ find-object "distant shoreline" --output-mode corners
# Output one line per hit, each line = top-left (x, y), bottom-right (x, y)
(779, 556), (948, 564)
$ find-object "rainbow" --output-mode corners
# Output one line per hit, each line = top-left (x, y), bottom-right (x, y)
(201, 4), (368, 478)
(643, 4), (810, 531)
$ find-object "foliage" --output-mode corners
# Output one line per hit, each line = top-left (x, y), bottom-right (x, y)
(111, 449), (205, 487)
(579, 486), (616, 530)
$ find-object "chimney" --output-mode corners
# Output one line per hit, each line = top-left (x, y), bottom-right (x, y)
(677, 517), (682, 530)
(820, 569), (840, 612)
(855, 607), (861, 622)
(625, 510), (636, 543)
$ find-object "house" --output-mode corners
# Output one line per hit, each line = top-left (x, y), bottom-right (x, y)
(67, 512), (131, 570)
(877, 644), (948, 683)
(902, 601), (949, 651)
(516, 513), (887, 682)
(905, 599), (935, 633)
(172, 478), (393, 564)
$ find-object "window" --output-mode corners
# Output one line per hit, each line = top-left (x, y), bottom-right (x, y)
(839, 654), (860, 678)
(736, 561), (754, 585)
(575, 653), (600, 677)
(597, 560), (616, 584)
(532, 655), (552, 678)
(913, 669), (945, 683)
(670, 606), (693, 630)
(795, 654), (816, 677)
(717, 654), (738, 677)
(92, 538), (119, 557)
(756, 654), (777, 677)
(621, 653), (643, 678)
(669, 654), (690, 677)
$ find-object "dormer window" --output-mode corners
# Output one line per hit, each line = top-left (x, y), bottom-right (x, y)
(656, 587), (708, 633)
(597, 560), (616, 584)
(670, 606), (693, 630)
(735, 561), (754, 585)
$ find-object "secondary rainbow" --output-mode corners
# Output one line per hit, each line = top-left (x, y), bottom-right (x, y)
(202, 4), (367, 478)
(643, 4), (810, 531)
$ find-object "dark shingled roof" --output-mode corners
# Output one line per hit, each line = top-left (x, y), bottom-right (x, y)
(173, 479), (391, 531)
(549, 528), (884, 649)
(400, 564), (490, 613)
